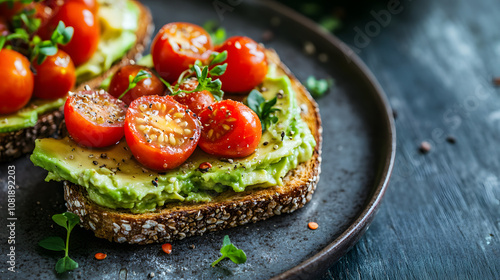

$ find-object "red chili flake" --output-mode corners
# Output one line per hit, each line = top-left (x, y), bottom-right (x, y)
(308, 222), (319, 230)
(198, 162), (212, 173)
(162, 243), (172, 254)
(95, 253), (107, 260)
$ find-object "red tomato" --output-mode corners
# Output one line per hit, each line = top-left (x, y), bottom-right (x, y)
(109, 65), (166, 105)
(33, 49), (76, 99)
(124, 95), (201, 170)
(151, 22), (212, 83)
(46, 1), (100, 66)
(198, 100), (261, 158)
(0, 2), (25, 21)
(215, 36), (268, 93)
(173, 78), (216, 115)
(32, 2), (53, 31)
(66, 0), (98, 13)
(0, 49), (34, 115)
(64, 90), (126, 147)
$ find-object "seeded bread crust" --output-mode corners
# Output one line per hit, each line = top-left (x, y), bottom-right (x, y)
(0, 0), (153, 162)
(63, 49), (323, 244)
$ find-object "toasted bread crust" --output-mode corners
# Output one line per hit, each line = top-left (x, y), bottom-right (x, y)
(0, 0), (153, 162)
(64, 49), (323, 244)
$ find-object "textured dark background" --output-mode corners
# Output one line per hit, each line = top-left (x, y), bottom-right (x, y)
(295, 0), (500, 279)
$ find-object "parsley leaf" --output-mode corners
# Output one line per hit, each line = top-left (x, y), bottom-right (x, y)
(211, 235), (247, 267)
(246, 89), (280, 131)
(306, 76), (334, 99)
(39, 212), (81, 274)
(118, 70), (152, 99)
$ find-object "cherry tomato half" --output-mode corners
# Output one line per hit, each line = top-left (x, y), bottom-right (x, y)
(109, 65), (166, 105)
(33, 49), (76, 99)
(64, 90), (126, 147)
(151, 22), (212, 83)
(198, 100), (261, 158)
(0, 49), (34, 115)
(173, 78), (216, 115)
(215, 36), (268, 93)
(46, 1), (100, 66)
(124, 95), (201, 170)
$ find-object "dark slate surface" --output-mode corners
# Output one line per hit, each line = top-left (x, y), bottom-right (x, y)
(0, 1), (394, 279)
(321, 0), (500, 279)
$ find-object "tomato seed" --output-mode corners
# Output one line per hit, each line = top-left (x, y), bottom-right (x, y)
(162, 243), (172, 254)
(95, 253), (107, 260)
(308, 222), (319, 230)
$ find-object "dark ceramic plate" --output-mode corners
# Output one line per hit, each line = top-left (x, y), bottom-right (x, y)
(0, 0), (395, 279)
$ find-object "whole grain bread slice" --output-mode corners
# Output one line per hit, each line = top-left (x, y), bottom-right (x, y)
(63, 49), (323, 244)
(0, 0), (153, 162)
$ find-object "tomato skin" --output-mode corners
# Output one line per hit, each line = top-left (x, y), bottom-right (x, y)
(109, 65), (166, 105)
(0, 49), (34, 115)
(46, 1), (100, 66)
(66, 0), (98, 13)
(198, 100), (262, 158)
(33, 49), (76, 99)
(215, 36), (268, 93)
(124, 95), (201, 170)
(64, 90), (126, 147)
(173, 78), (216, 115)
(151, 22), (212, 83)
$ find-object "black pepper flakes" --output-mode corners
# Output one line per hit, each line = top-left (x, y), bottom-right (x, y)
(93, 161), (98, 165)
(152, 177), (159, 187)
(263, 141), (269, 146)
(446, 136), (456, 144)
(100, 153), (107, 159)
(281, 131), (285, 141)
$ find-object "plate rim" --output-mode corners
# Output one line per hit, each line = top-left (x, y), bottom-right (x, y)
(252, 1), (397, 279)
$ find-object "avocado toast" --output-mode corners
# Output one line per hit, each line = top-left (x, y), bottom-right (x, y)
(0, 0), (153, 162)
(30, 49), (322, 244)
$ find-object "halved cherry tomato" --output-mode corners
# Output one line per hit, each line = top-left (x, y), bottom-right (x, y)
(0, 49), (34, 115)
(173, 78), (216, 115)
(64, 90), (126, 147)
(215, 36), (268, 93)
(109, 65), (166, 105)
(124, 95), (201, 170)
(151, 22), (212, 83)
(33, 49), (76, 99)
(198, 100), (261, 158)
(46, 1), (100, 66)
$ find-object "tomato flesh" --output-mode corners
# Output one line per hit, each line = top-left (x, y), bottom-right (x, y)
(33, 49), (76, 99)
(151, 22), (212, 83)
(0, 49), (34, 115)
(215, 36), (268, 93)
(124, 95), (201, 170)
(173, 78), (216, 115)
(64, 90), (126, 147)
(47, 1), (100, 66)
(198, 100), (262, 158)
(109, 65), (166, 105)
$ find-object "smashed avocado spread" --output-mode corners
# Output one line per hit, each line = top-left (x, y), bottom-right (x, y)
(0, 0), (139, 133)
(30, 71), (316, 213)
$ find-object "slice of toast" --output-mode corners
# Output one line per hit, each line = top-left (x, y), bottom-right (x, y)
(0, 0), (153, 162)
(63, 49), (323, 244)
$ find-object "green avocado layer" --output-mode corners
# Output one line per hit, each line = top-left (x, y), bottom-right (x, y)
(30, 73), (316, 213)
(0, 0), (139, 133)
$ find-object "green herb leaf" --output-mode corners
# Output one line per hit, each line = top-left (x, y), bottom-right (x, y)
(211, 235), (247, 267)
(38, 237), (65, 252)
(40, 212), (80, 274)
(203, 20), (227, 45)
(208, 51), (228, 67)
(63, 212), (80, 232)
(306, 76), (334, 99)
(55, 256), (79, 274)
(246, 90), (280, 131)
(52, 213), (69, 230)
(118, 70), (152, 99)
(209, 64), (227, 76)
(0, 36), (6, 50)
